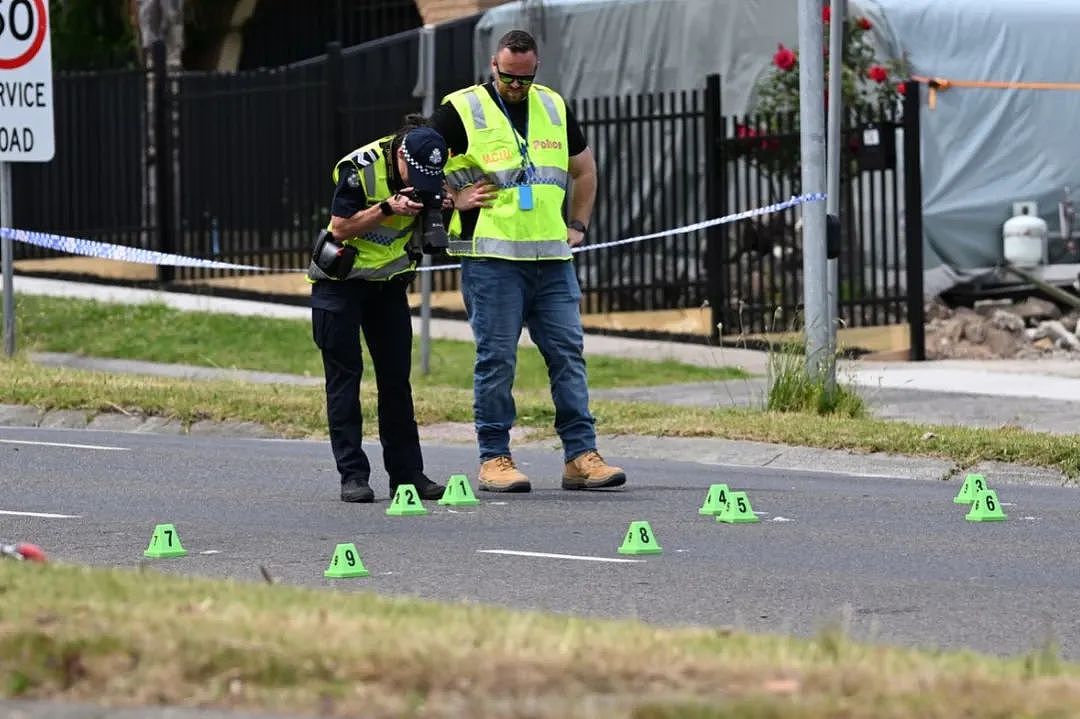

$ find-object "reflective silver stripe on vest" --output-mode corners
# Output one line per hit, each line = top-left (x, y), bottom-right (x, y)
(534, 89), (563, 126)
(466, 90), (487, 130)
(489, 166), (569, 190)
(448, 236), (571, 260)
(362, 164), (377, 198)
(489, 168), (523, 188)
(530, 166), (569, 188)
(446, 166), (567, 191)
(446, 167), (489, 191)
(306, 251), (414, 283)
(359, 226), (411, 247)
(348, 252), (414, 279)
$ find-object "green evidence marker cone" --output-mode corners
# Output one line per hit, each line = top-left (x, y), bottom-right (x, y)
(965, 489), (1007, 522)
(716, 491), (760, 524)
(438, 474), (480, 507)
(324, 543), (370, 578)
(953, 473), (988, 504)
(618, 520), (662, 555)
(386, 484), (428, 516)
(143, 523), (187, 558)
(698, 483), (731, 516)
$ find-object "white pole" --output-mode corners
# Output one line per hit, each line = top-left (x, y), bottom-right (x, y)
(1, 162), (14, 358)
(825, 0), (845, 392)
(798, 0), (829, 378)
(416, 24), (437, 375)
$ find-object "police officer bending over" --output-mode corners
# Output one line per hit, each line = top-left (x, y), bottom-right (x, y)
(309, 115), (450, 503)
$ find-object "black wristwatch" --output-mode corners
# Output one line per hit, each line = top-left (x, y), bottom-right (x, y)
(568, 220), (588, 237)
(379, 200), (394, 216)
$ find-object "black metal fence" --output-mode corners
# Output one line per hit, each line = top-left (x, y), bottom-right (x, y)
(9, 24), (921, 346)
(172, 59), (328, 282)
(714, 98), (909, 336)
(169, 16), (480, 285)
(238, 0), (423, 69)
(574, 90), (711, 315)
(12, 70), (152, 260)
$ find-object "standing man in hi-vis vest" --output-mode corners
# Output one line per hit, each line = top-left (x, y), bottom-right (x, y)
(309, 115), (448, 504)
(430, 30), (627, 493)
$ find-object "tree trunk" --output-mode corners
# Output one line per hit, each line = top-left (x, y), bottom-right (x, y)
(134, 0), (185, 69)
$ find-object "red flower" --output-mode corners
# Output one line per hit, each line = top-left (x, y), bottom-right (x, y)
(773, 43), (797, 71)
(868, 65), (888, 83)
(736, 124), (759, 139)
(822, 5), (831, 23)
(896, 82), (907, 95)
(858, 17), (873, 30)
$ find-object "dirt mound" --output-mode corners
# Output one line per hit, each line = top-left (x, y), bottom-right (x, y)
(926, 297), (1080, 359)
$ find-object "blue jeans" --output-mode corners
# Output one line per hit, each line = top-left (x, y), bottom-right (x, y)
(461, 257), (596, 462)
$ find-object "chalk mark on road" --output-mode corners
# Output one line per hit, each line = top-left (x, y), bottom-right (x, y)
(478, 549), (646, 564)
(0, 439), (131, 451)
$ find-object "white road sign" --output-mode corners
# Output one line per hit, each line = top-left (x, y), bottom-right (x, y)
(0, 0), (53, 162)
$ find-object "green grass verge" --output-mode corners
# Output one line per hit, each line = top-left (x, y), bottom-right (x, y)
(4, 361), (1080, 476)
(13, 294), (745, 389)
(1, 561), (1078, 718)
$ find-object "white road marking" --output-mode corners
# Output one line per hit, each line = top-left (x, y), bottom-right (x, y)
(0, 509), (80, 519)
(478, 549), (646, 563)
(0, 439), (131, 451)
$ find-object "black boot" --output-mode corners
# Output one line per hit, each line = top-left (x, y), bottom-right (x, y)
(390, 473), (445, 501)
(340, 477), (374, 503)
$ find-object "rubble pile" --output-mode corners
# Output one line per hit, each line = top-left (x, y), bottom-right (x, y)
(925, 297), (1080, 360)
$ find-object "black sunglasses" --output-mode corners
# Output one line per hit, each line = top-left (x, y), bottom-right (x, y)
(495, 66), (535, 87)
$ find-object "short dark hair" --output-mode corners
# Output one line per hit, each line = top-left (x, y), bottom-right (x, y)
(497, 30), (537, 55)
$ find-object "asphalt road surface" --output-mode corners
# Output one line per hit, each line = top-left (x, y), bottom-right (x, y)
(2, 426), (1078, 659)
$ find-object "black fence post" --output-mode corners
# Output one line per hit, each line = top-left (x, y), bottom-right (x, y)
(704, 73), (727, 342)
(152, 41), (175, 285)
(324, 42), (345, 169)
(902, 80), (926, 361)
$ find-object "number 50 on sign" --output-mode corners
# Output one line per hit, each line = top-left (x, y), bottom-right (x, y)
(0, 0), (54, 162)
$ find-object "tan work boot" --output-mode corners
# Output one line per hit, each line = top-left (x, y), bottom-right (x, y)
(478, 456), (531, 493)
(562, 450), (627, 490)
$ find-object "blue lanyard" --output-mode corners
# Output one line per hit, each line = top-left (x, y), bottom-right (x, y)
(492, 88), (535, 178)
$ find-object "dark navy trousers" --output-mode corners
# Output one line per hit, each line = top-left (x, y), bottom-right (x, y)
(311, 275), (423, 484)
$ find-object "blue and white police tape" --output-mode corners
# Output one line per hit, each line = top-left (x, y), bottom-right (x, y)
(0, 226), (279, 271)
(572, 192), (825, 255)
(417, 192), (826, 272)
(0, 193), (826, 273)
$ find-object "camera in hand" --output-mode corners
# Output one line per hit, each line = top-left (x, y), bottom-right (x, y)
(404, 189), (449, 255)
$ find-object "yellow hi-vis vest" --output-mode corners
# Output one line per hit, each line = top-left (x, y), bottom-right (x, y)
(306, 136), (416, 282)
(442, 84), (571, 260)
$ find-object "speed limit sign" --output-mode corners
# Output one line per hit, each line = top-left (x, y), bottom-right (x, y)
(0, 0), (53, 162)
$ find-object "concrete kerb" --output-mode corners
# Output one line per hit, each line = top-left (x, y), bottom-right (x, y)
(5, 399), (1066, 487)
(3, 276), (1075, 487)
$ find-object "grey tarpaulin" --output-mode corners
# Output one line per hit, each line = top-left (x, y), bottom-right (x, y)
(860, 0), (1080, 296)
(475, 0), (799, 114)
(475, 0), (1080, 298)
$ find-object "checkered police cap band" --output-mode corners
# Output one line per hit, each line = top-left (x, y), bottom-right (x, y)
(402, 136), (444, 176)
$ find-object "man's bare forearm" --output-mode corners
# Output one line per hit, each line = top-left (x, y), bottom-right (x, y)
(330, 204), (387, 241)
(568, 147), (597, 225)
